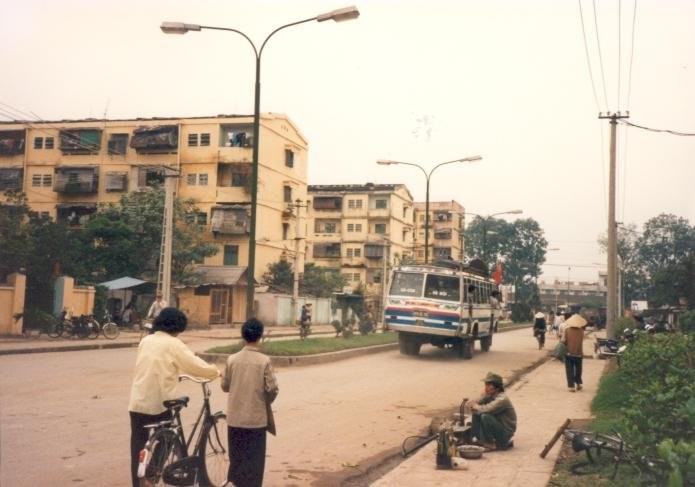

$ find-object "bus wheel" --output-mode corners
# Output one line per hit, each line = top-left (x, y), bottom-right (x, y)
(480, 335), (492, 352)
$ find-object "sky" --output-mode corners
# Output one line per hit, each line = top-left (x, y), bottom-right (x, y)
(2, 0), (693, 282)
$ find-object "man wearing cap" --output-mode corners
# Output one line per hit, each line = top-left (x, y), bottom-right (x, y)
(561, 313), (587, 392)
(465, 372), (517, 451)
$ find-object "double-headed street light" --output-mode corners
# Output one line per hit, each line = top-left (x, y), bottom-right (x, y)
(462, 210), (522, 264)
(377, 156), (482, 263)
(161, 6), (359, 319)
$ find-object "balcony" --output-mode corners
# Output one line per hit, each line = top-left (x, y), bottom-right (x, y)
(0, 130), (25, 156)
(54, 166), (98, 194)
(0, 167), (23, 190)
(364, 244), (385, 259)
(59, 128), (102, 154)
(130, 125), (178, 154)
(313, 242), (341, 259)
(312, 196), (342, 212)
(210, 205), (249, 235)
(56, 203), (97, 227)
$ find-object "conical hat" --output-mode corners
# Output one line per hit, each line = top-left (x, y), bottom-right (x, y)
(565, 314), (587, 328)
(534, 312), (545, 319)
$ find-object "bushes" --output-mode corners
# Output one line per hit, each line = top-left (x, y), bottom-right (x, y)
(680, 310), (695, 333)
(617, 332), (695, 485)
(22, 308), (56, 331)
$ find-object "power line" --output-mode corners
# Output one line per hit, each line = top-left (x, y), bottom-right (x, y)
(592, 0), (610, 110)
(619, 119), (695, 136)
(625, 0), (638, 111)
(617, 0), (622, 109)
(577, 0), (602, 111)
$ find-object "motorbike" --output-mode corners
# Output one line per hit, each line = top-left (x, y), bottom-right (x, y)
(534, 328), (546, 349)
(594, 328), (635, 362)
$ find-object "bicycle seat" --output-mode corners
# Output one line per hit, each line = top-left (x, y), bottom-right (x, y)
(163, 396), (190, 410)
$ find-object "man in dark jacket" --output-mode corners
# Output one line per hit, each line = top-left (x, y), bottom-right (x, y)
(466, 372), (517, 451)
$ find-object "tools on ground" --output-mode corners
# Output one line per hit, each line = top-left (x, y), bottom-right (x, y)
(539, 418), (571, 458)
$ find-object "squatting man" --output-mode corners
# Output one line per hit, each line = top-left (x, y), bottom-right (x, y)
(465, 372), (517, 451)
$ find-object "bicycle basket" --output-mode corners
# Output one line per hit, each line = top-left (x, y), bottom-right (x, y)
(162, 456), (202, 486)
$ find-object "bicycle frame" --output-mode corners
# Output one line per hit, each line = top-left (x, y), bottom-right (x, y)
(174, 376), (216, 456)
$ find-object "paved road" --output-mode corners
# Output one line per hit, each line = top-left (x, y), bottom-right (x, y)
(0, 328), (546, 486)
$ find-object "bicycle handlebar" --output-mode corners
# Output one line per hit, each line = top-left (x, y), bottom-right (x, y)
(179, 374), (216, 384)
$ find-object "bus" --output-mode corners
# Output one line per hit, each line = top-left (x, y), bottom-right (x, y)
(383, 261), (500, 359)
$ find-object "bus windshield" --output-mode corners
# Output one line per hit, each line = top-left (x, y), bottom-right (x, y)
(390, 272), (424, 297)
(424, 274), (460, 302)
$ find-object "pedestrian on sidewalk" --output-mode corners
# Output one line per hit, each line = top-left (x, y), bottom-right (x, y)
(128, 308), (220, 487)
(533, 312), (547, 349)
(146, 293), (167, 320)
(560, 313), (587, 392)
(465, 372), (517, 451)
(222, 318), (279, 487)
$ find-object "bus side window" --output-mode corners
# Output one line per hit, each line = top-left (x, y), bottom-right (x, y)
(483, 283), (490, 305)
(474, 280), (482, 304)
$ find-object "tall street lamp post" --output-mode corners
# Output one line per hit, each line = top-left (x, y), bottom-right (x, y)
(377, 156), (482, 264)
(161, 6), (359, 319)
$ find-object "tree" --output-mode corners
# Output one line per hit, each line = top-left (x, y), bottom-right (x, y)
(300, 263), (347, 297)
(599, 214), (695, 308)
(0, 191), (31, 280)
(263, 259), (293, 293)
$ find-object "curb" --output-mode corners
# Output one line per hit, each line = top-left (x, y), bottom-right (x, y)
(0, 340), (139, 356)
(198, 342), (400, 367)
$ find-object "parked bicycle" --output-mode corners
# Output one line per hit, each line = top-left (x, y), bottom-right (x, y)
(137, 375), (228, 487)
(562, 428), (664, 481)
(95, 310), (120, 340)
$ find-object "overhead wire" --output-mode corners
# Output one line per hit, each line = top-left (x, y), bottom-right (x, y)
(577, 0), (603, 112)
(618, 119), (695, 136)
(592, 0), (611, 110)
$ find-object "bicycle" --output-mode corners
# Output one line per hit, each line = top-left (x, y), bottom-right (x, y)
(298, 319), (311, 340)
(561, 428), (664, 481)
(96, 310), (120, 340)
(137, 375), (229, 487)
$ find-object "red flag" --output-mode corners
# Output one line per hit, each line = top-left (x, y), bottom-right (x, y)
(492, 262), (503, 285)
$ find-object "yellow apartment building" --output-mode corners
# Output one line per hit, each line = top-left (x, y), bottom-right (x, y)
(0, 113), (307, 326)
(413, 200), (466, 262)
(306, 183), (414, 297)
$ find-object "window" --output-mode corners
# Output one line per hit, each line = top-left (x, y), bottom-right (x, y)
(347, 248), (354, 258)
(283, 185), (292, 203)
(187, 134), (199, 147)
(353, 273), (361, 282)
(105, 172), (128, 192)
(232, 171), (248, 187)
(32, 174), (41, 187)
(403, 207), (408, 219)
(42, 174), (52, 186)
(347, 223), (354, 232)
(356, 223), (362, 232)
(282, 222), (289, 240)
(346, 248), (361, 258)
(186, 173), (208, 186)
(424, 274), (460, 301)
(223, 245), (239, 265)
(107, 134), (128, 155)
(34, 137), (43, 149)
(419, 214), (425, 222)
(372, 271), (382, 284)
(354, 248), (361, 258)
(45, 137), (54, 149)
(59, 128), (101, 153)
(375, 223), (387, 234)
(185, 212), (207, 225)
(187, 174), (197, 185)
(285, 149), (294, 168)
(375, 199), (387, 209)
(315, 220), (338, 233)
(200, 133), (210, 146)
(348, 199), (363, 209)
(198, 173), (208, 186)
(312, 196), (342, 210)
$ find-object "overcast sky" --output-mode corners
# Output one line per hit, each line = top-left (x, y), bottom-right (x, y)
(2, 0), (693, 282)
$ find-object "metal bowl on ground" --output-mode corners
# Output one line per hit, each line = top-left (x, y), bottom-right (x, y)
(457, 445), (485, 459)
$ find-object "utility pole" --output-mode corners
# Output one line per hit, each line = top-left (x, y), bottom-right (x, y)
(599, 111), (629, 338)
(287, 198), (306, 326)
(157, 169), (179, 304)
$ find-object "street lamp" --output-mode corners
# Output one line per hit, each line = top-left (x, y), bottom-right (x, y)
(377, 155), (482, 263)
(462, 210), (522, 264)
(161, 6), (359, 320)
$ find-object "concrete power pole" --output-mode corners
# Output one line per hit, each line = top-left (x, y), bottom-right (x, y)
(288, 199), (306, 325)
(157, 170), (178, 304)
(599, 112), (629, 338)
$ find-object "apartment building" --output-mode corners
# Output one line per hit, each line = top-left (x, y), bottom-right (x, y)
(0, 114), (308, 325)
(306, 184), (414, 294)
(538, 272), (608, 310)
(413, 200), (465, 262)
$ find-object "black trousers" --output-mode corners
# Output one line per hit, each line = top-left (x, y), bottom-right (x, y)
(565, 355), (583, 388)
(129, 410), (171, 487)
(228, 426), (267, 487)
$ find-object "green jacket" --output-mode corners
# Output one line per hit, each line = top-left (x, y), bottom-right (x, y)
(476, 392), (517, 435)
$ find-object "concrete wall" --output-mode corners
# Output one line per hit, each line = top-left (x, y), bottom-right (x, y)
(54, 276), (95, 317)
(255, 292), (332, 326)
(178, 285), (247, 328)
(0, 273), (26, 335)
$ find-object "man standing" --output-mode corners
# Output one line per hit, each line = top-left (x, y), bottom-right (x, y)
(466, 372), (517, 451)
(222, 318), (279, 487)
(561, 313), (587, 392)
(147, 293), (167, 320)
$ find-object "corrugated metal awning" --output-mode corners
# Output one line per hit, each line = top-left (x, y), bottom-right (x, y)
(185, 265), (254, 287)
(98, 276), (149, 290)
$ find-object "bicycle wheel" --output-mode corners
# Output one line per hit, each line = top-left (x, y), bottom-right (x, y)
(200, 412), (229, 487)
(47, 321), (62, 338)
(61, 322), (74, 338)
(102, 321), (120, 340)
(139, 429), (186, 487)
(86, 319), (100, 339)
